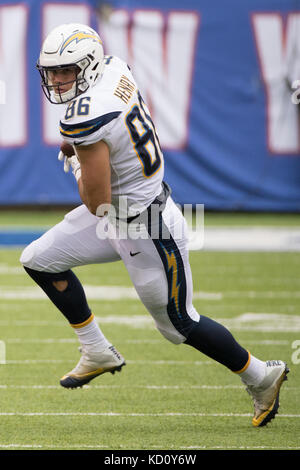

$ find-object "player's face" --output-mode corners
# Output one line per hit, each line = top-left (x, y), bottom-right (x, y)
(47, 67), (77, 94)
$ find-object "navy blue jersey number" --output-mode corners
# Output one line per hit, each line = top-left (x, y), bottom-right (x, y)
(125, 92), (162, 178)
(65, 97), (91, 120)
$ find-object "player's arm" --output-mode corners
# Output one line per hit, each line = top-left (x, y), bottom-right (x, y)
(74, 140), (111, 216)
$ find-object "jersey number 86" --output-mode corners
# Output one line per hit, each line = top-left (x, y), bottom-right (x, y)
(125, 92), (163, 178)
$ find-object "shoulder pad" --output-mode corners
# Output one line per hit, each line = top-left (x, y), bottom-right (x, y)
(59, 110), (121, 139)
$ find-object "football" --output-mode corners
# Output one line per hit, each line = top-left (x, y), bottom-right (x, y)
(60, 141), (75, 158)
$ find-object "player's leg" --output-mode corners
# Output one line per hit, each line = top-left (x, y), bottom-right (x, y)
(20, 204), (125, 387)
(120, 197), (288, 426)
(120, 198), (249, 364)
(167, 204), (289, 427)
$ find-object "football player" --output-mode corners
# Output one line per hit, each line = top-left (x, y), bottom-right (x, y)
(20, 23), (289, 427)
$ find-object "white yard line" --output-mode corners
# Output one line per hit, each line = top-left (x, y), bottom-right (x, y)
(179, 445), (300, 450)
(0, 444), (103, 449)
(189, 226), (300, 251)
(0, 384), (243, 390)
(0, 266), (24, 275)
(0, 443), (299, 450)
(0, 384), (297, 392)
(218, 313), (300, 332)
(4, 338), (290, 345)
(0, 412), (299, 418)
(4, 359), (213, 365)
(0, 286), (222, 300)
(2, 285), (300, 301)
(1, 312), (300, 332)
(225, 291), (300, 299)
(6, 338), (78, 343)
(0, 384), (297, 390)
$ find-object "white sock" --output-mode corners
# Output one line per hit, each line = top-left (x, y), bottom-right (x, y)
(238, 354), (266, 386)
(72, 314), (111, 352)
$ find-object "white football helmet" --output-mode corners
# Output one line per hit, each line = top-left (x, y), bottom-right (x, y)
(37, 23), (104, 104)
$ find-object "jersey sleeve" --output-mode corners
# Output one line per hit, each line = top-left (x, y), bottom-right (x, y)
(59, 90), (125, 146)
(59, 109), (122, 146)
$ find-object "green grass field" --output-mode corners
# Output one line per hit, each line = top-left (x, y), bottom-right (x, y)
(0, 210), (299, 450)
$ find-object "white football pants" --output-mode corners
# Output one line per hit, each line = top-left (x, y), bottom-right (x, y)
(20, 197), (200, 344)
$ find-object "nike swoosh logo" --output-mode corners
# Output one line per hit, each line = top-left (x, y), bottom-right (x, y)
(73, 140), (86, 146)
(130, 251), (141, 257)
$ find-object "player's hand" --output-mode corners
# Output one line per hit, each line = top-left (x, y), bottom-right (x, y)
(58, 141), (75, 172)
(58, 142), (81, 181)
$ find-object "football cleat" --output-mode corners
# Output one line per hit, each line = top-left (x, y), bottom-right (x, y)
(60, 345), (126, 389)
(245, 360), (289, 427)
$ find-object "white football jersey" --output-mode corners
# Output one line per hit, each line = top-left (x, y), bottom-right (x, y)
(59, 56), (164, 218)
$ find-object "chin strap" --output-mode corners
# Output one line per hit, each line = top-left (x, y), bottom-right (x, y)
(53, 81), (77, 103)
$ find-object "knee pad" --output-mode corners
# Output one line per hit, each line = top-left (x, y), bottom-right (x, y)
(20, 241), (36, 268)
(149, 304), (190, 344)
(156, 324), (186, 344)
(20, 230), (56, 271)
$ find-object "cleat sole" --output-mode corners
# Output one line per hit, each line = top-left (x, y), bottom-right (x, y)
(60, 361), (126, 389)
(110, 365), (124, 375)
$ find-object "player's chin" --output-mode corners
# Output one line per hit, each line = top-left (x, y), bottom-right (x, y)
(55, 87), (68, 94)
